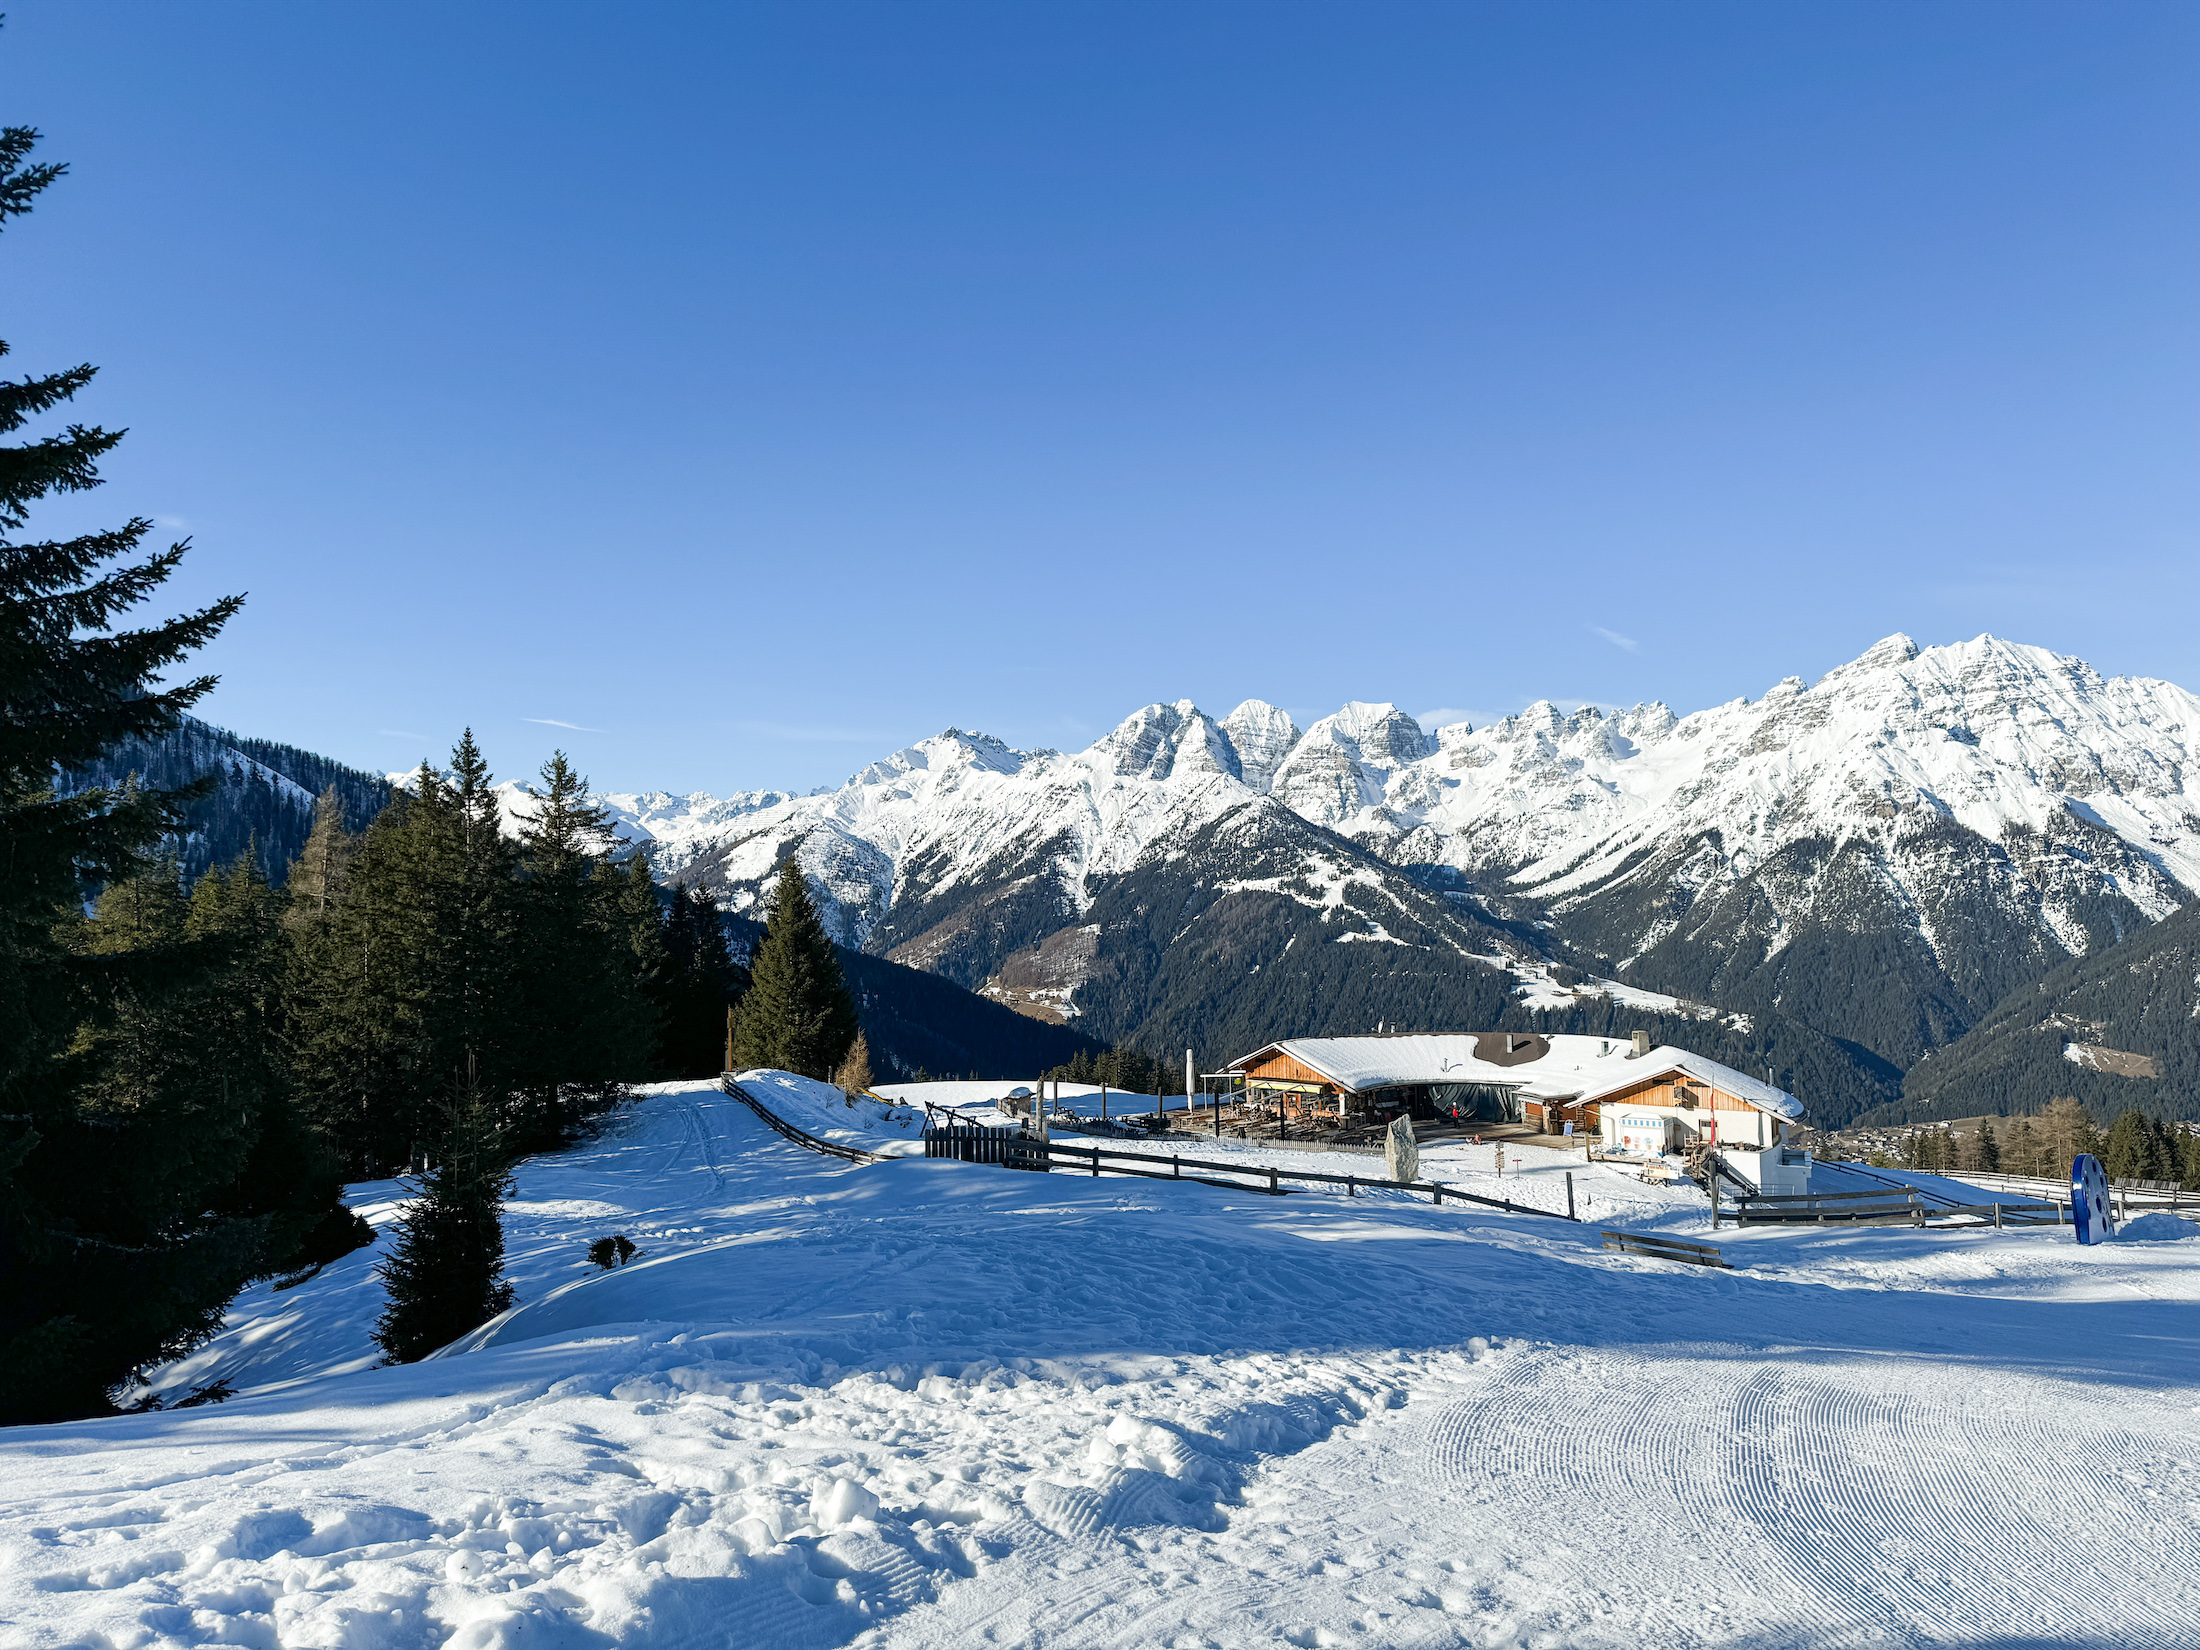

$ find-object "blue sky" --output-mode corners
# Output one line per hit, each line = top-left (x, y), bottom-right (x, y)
(7, 4), (2197, 794)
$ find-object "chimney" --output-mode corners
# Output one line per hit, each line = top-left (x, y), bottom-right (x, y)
(1629, 1030), (1651, 1058)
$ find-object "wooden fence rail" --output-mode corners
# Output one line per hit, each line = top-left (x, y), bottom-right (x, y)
(722, 1078), (895, 1165)
(1602, 1231), (1732, 1269)
(1720, 1187), (2066, 1227)
(917, 1127), (1584, 1220)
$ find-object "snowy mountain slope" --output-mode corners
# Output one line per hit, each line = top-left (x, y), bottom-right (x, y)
(1403, 634), (2200, 1070)
(16, 1079), (2200, 1650)
(608, 635), (2200, 1116)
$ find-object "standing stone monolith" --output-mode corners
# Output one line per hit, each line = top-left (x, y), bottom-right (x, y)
(1385, 1115), (1420, 1185)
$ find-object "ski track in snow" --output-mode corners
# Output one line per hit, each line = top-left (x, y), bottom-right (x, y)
(6, 1080), (2200, 1649)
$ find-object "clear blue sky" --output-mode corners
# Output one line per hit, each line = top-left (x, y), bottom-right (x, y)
(8, 4), (2197, 794)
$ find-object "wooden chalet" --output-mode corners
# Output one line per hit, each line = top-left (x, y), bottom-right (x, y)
(1226, 1029), (1808, 1189)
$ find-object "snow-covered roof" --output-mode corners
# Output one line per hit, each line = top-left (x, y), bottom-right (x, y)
(1229, 1033), (1802, 1121)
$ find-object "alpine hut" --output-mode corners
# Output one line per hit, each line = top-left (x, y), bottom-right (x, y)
(1225, 1030), (1810, 1194)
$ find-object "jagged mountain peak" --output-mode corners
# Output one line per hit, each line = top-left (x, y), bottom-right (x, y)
(1220, 700), (1300, 792)
(1817, 631), (1923, 684)
(853, 727), (1028, 790)
(1091, 700), (1238, 782)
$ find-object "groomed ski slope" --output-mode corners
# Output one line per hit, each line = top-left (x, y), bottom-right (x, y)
(5, 1079), (2199, 1650)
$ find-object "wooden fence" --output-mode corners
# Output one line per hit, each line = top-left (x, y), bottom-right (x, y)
(921, 1125), (1584, 1220)
(722, 1077), (895, 1165)
(1602, 1231), (1731, 1268)
(1716, 1186), (2065, 1228)
(922, 1116), (1048, 1170)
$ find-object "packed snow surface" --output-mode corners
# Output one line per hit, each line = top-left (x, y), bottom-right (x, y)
(8, 1079), (2200, 1649)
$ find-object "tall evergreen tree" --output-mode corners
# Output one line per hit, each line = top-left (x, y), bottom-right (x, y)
(0, 123), (318, 1422)
(1975, 1117), (2000, 1172)
(2102, 1109), (2156, 1182)
(609, 855), (673, 1052)
(731, 859), (859, 1080)
(657, 882), (743, 1077)
(372, 1088), (515, 1364)
(507, 752), (657, 1146)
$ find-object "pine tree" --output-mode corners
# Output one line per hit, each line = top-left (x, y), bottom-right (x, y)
(2103, 1109), (2154, 1182)
(731, 859), (859, 1080)
(0, 124), (284, 1421)
(288, 767), (474, 1172)
(687, 885), (743, 1069)
(833, 1030), (875, 1096)
(187, 851), (361, 1270)
(1975, 1117), (2001, 1172)
(372, 1088), (515, 1364)
(507, 752), (657, 1146)
(659, 882), (698, 1057)
(656, 883), (745, 1077)
(606, 854), (673, 1074)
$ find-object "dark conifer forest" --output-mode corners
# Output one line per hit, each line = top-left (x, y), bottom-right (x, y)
(58, 715), (390, 885)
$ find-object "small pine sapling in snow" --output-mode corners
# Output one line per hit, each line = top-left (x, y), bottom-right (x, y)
(586, 1234), (639, 1270)
(373, 1093), (516, 1364)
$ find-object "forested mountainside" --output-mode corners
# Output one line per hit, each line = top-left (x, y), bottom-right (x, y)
(692, 917), (1107, 1085)
(59, 715), (391, 883)
(1885, 896), (2200, 1126)
(840, 949), (1104, 1081)
(596, 634), (2200, 1127)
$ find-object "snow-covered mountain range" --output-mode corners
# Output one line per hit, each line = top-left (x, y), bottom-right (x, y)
(567, 634), (2199, 1123)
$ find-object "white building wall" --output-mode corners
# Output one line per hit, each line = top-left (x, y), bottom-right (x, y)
(1600, 1103), (1782, 1155)
(1718, 1146), (1813, 1198)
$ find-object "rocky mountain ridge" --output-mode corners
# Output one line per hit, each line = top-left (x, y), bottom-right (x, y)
(575, 634), (2197, 1122)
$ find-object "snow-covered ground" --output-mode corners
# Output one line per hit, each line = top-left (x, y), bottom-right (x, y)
(7, 1078), (2200, 1649)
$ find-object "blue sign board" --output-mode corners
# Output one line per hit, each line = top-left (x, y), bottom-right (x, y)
(2071, 1153), (2114, 1245)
